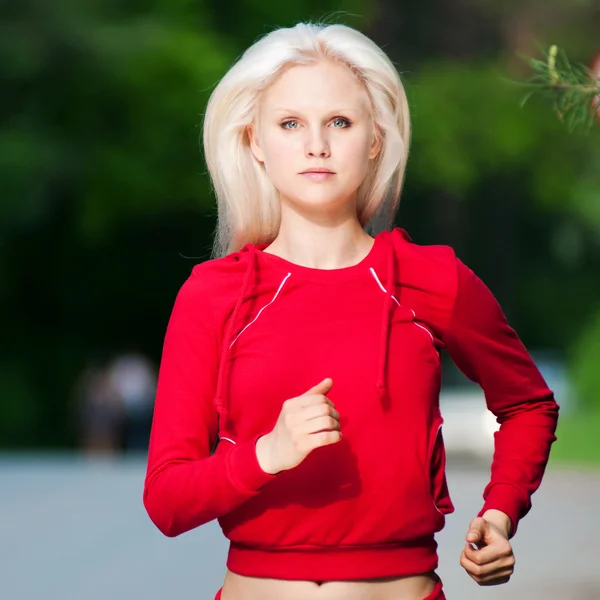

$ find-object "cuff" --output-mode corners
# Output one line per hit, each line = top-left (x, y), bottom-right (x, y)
(227, 434), (278, 493)
(477, 483), (526, 537)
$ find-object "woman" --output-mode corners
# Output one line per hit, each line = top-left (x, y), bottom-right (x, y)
(142, 21), (559, 600)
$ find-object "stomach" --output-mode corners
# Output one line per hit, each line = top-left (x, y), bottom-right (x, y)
(220, 570), (439, 600)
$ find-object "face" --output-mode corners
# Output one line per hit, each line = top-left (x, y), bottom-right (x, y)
(248, 61), (380, 219)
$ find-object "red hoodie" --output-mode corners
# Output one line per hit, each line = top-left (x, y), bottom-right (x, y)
(143, 227), (559, 581)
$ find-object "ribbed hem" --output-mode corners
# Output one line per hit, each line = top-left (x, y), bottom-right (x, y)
(227, 434), (277, 493)
(227, 537), (439, 580)
(477, 483), (526, 537)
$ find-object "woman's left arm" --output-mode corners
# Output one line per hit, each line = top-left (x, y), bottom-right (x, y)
(442, 257), (560, 584)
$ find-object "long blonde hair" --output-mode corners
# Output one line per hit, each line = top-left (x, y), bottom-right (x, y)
(202, 21), (411, 258)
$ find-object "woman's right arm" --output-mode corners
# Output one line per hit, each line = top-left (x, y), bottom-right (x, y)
(142, 267), (277, 538)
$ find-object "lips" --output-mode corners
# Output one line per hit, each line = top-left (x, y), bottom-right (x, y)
(300, 169), (336, 174)
(300, 170), (336, 182)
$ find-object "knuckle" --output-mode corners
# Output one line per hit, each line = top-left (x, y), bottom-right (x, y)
(314, 434), (324, 446)
(471, 564), (483, 577)
(324, 431), (336, 444)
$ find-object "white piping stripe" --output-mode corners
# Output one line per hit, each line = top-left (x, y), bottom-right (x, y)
(414, 322), (435, 343)
(228, 272), (292, 349)
(369, 267), (387, 293)
(369, 267), (435, 343)
(220, 436), (236, 445)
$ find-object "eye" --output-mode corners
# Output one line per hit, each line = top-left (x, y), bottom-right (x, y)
(281, 119), (300, 130)
(331, 117), (352, 128)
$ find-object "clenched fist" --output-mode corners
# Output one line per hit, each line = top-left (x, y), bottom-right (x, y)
(460, 512), (515, 586)
(255, 378), (341, 475)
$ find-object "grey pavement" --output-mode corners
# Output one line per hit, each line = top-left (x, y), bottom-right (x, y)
(0, 454), (597, 600)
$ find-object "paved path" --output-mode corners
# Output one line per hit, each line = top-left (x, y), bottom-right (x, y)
(0, 455), (597, 600)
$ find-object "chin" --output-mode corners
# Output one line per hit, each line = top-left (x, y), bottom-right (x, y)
(286, 192), (352, 212)
(287, 185), (356, 205)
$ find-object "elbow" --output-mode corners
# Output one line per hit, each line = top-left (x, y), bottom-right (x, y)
(495, 392), (560, 425)
(143, 480), (184, 538)
(541, 393), (561, 422)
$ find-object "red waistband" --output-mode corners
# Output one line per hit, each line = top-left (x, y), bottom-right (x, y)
(226, 537), (439, 581)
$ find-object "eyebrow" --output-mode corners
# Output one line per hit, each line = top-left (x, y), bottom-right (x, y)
(270, 107), (365, 116)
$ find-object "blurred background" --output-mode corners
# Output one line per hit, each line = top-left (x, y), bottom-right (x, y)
(1, 1), (599, 599)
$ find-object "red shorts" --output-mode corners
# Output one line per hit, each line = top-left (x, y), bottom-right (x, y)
(214, 578), (445, 599)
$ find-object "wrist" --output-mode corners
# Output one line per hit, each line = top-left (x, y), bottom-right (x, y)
(482, 509), (513, 538)
(255, 433), (278, 475)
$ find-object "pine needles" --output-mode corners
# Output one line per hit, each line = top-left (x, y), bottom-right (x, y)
(519, 45), (600, 134)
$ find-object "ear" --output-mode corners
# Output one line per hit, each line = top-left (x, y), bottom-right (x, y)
(247, 123), (265, 163)
(369, 126), (383, 160)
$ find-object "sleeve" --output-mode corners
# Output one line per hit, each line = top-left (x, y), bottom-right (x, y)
(442, 257), (560, 536)
(142, 267), (277, 537)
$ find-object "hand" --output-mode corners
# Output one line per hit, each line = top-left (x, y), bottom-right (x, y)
(255, 378), (341, 474)
(459, 513), (515, 586)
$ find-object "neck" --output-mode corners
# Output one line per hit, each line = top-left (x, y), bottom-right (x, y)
(264, 218), (374, 270)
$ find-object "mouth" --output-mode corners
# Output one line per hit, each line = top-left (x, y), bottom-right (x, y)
(300, 169), (336, 174)
(299, 170), (336, 182)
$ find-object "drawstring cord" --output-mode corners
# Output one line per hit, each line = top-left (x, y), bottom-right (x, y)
(375, 231), (396, 400)
(213, 244), (257, 441)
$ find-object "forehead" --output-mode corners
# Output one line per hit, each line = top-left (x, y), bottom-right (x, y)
(260, 61), (371, 114)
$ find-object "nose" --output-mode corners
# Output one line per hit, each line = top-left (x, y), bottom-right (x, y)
(304, 126), (331, 158)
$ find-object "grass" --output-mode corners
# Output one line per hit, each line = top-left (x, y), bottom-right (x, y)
(548, 409), (600, 467)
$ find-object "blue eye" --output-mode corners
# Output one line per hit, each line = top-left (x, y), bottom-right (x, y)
(281, 120), (299, 130)
(332, 117), (351, 128)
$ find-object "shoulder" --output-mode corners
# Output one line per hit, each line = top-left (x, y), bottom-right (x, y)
(175, 247), (253, 312)
(189, 250), (248, 286)
(388, 227), (461, 328)
(389, 228), (459, 293)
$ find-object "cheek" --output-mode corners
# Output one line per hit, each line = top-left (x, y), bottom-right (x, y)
(337, 134), (373, 179)
(262, 135), (298, 173)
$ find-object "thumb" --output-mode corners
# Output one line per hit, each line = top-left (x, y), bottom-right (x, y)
(306, 377), (333, 394)
(466, 517), (487, 545)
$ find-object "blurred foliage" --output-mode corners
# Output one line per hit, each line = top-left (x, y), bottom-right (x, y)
(549, 407), (600, 465)
(0, 0), (599, 448)
(570, 307), (600, 411)
(0, 0), (369, 447)
(407, 59), (599, 410)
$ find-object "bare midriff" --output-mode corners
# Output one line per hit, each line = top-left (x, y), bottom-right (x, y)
(220, 569), (439, 600)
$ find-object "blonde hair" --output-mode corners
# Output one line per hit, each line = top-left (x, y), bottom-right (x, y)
(202, 21), (411, 257)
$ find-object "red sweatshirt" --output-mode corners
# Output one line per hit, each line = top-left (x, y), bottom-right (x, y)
(143, 227), (559, 581)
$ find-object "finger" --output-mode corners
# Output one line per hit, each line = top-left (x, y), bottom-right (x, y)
(309, 430), (342, 448)
(298, 393), (336, 410)
(466, 517), (487, 545)
(460, 547), (515, 578)
(477, 572), (512, 587)
(461, 557), (514, 587)
(302, 403), (340, 422)
(300, 415), (341, 435)
(464, 539), (512, 566)
(304, 378), (333, 395)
